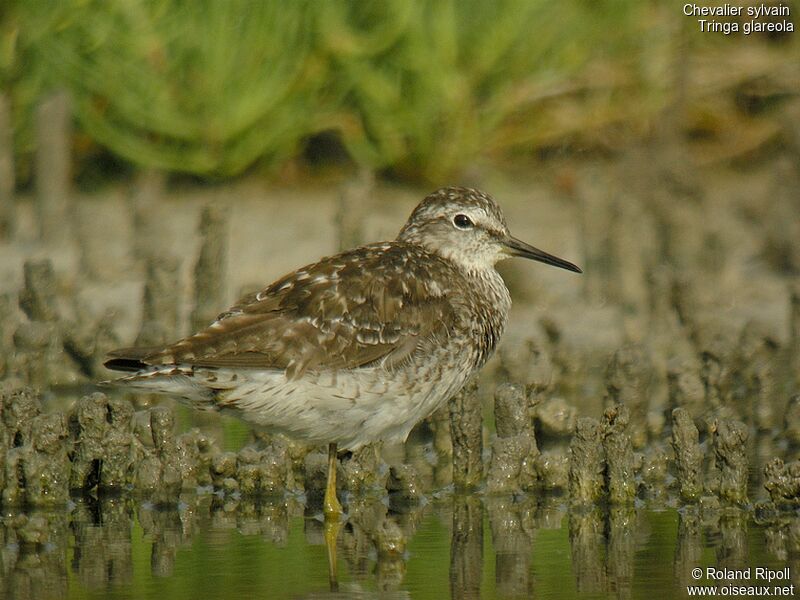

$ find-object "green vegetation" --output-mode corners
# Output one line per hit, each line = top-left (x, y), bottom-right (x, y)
(6, 0), (647, 181)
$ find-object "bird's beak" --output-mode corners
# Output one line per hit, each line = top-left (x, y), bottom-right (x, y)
(502, 236), (582, 273)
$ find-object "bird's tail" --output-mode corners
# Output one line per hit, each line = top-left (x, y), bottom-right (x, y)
(103, 346), (165, 372)
(101, 357), (218, 408)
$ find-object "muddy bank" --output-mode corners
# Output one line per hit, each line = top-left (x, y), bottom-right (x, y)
(0, 138), (798, 598)
(0, 138), (798, 508)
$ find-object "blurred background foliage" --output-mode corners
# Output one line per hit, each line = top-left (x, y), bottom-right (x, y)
(0, 0), (796, 184)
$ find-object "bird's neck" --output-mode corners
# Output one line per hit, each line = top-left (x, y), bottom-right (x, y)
(462, 266), (512, 369)
(470, 266), (511, 311)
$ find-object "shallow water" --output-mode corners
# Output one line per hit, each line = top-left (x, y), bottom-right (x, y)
(0, 388), (790, 600)
(1, 492), (793, 600)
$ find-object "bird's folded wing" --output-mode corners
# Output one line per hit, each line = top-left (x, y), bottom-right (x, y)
(108, 244), (457, 378)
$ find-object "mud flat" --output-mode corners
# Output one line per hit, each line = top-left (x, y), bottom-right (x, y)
(0, 138), (799, 597)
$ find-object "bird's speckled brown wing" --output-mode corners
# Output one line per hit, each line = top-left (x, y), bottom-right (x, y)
(106, 242), (460, 379)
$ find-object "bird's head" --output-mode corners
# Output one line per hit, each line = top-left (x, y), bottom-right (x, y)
(398, 187), (582, 275)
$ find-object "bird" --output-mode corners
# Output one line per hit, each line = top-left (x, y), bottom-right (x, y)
(103, 186), (581, 518)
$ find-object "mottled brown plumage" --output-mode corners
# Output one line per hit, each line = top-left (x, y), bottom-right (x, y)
(107, 242), (460, 379)
(104, 187), (580, 515)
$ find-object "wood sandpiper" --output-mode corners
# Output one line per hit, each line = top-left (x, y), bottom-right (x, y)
(104, 186), (581, 518)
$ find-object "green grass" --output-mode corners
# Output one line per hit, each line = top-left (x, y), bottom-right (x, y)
(5, 0), (646, 183)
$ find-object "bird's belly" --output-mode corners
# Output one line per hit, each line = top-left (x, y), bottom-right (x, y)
(203, 350), (474, 450)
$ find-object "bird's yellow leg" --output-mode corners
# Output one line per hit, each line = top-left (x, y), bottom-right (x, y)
(324, 442), (343, 519)
(324, 517), (341, 591)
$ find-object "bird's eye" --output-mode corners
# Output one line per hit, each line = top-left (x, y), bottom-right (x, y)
(453, 214), (473, 229)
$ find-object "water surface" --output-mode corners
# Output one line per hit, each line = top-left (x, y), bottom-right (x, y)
(1, 493), (791, 600)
